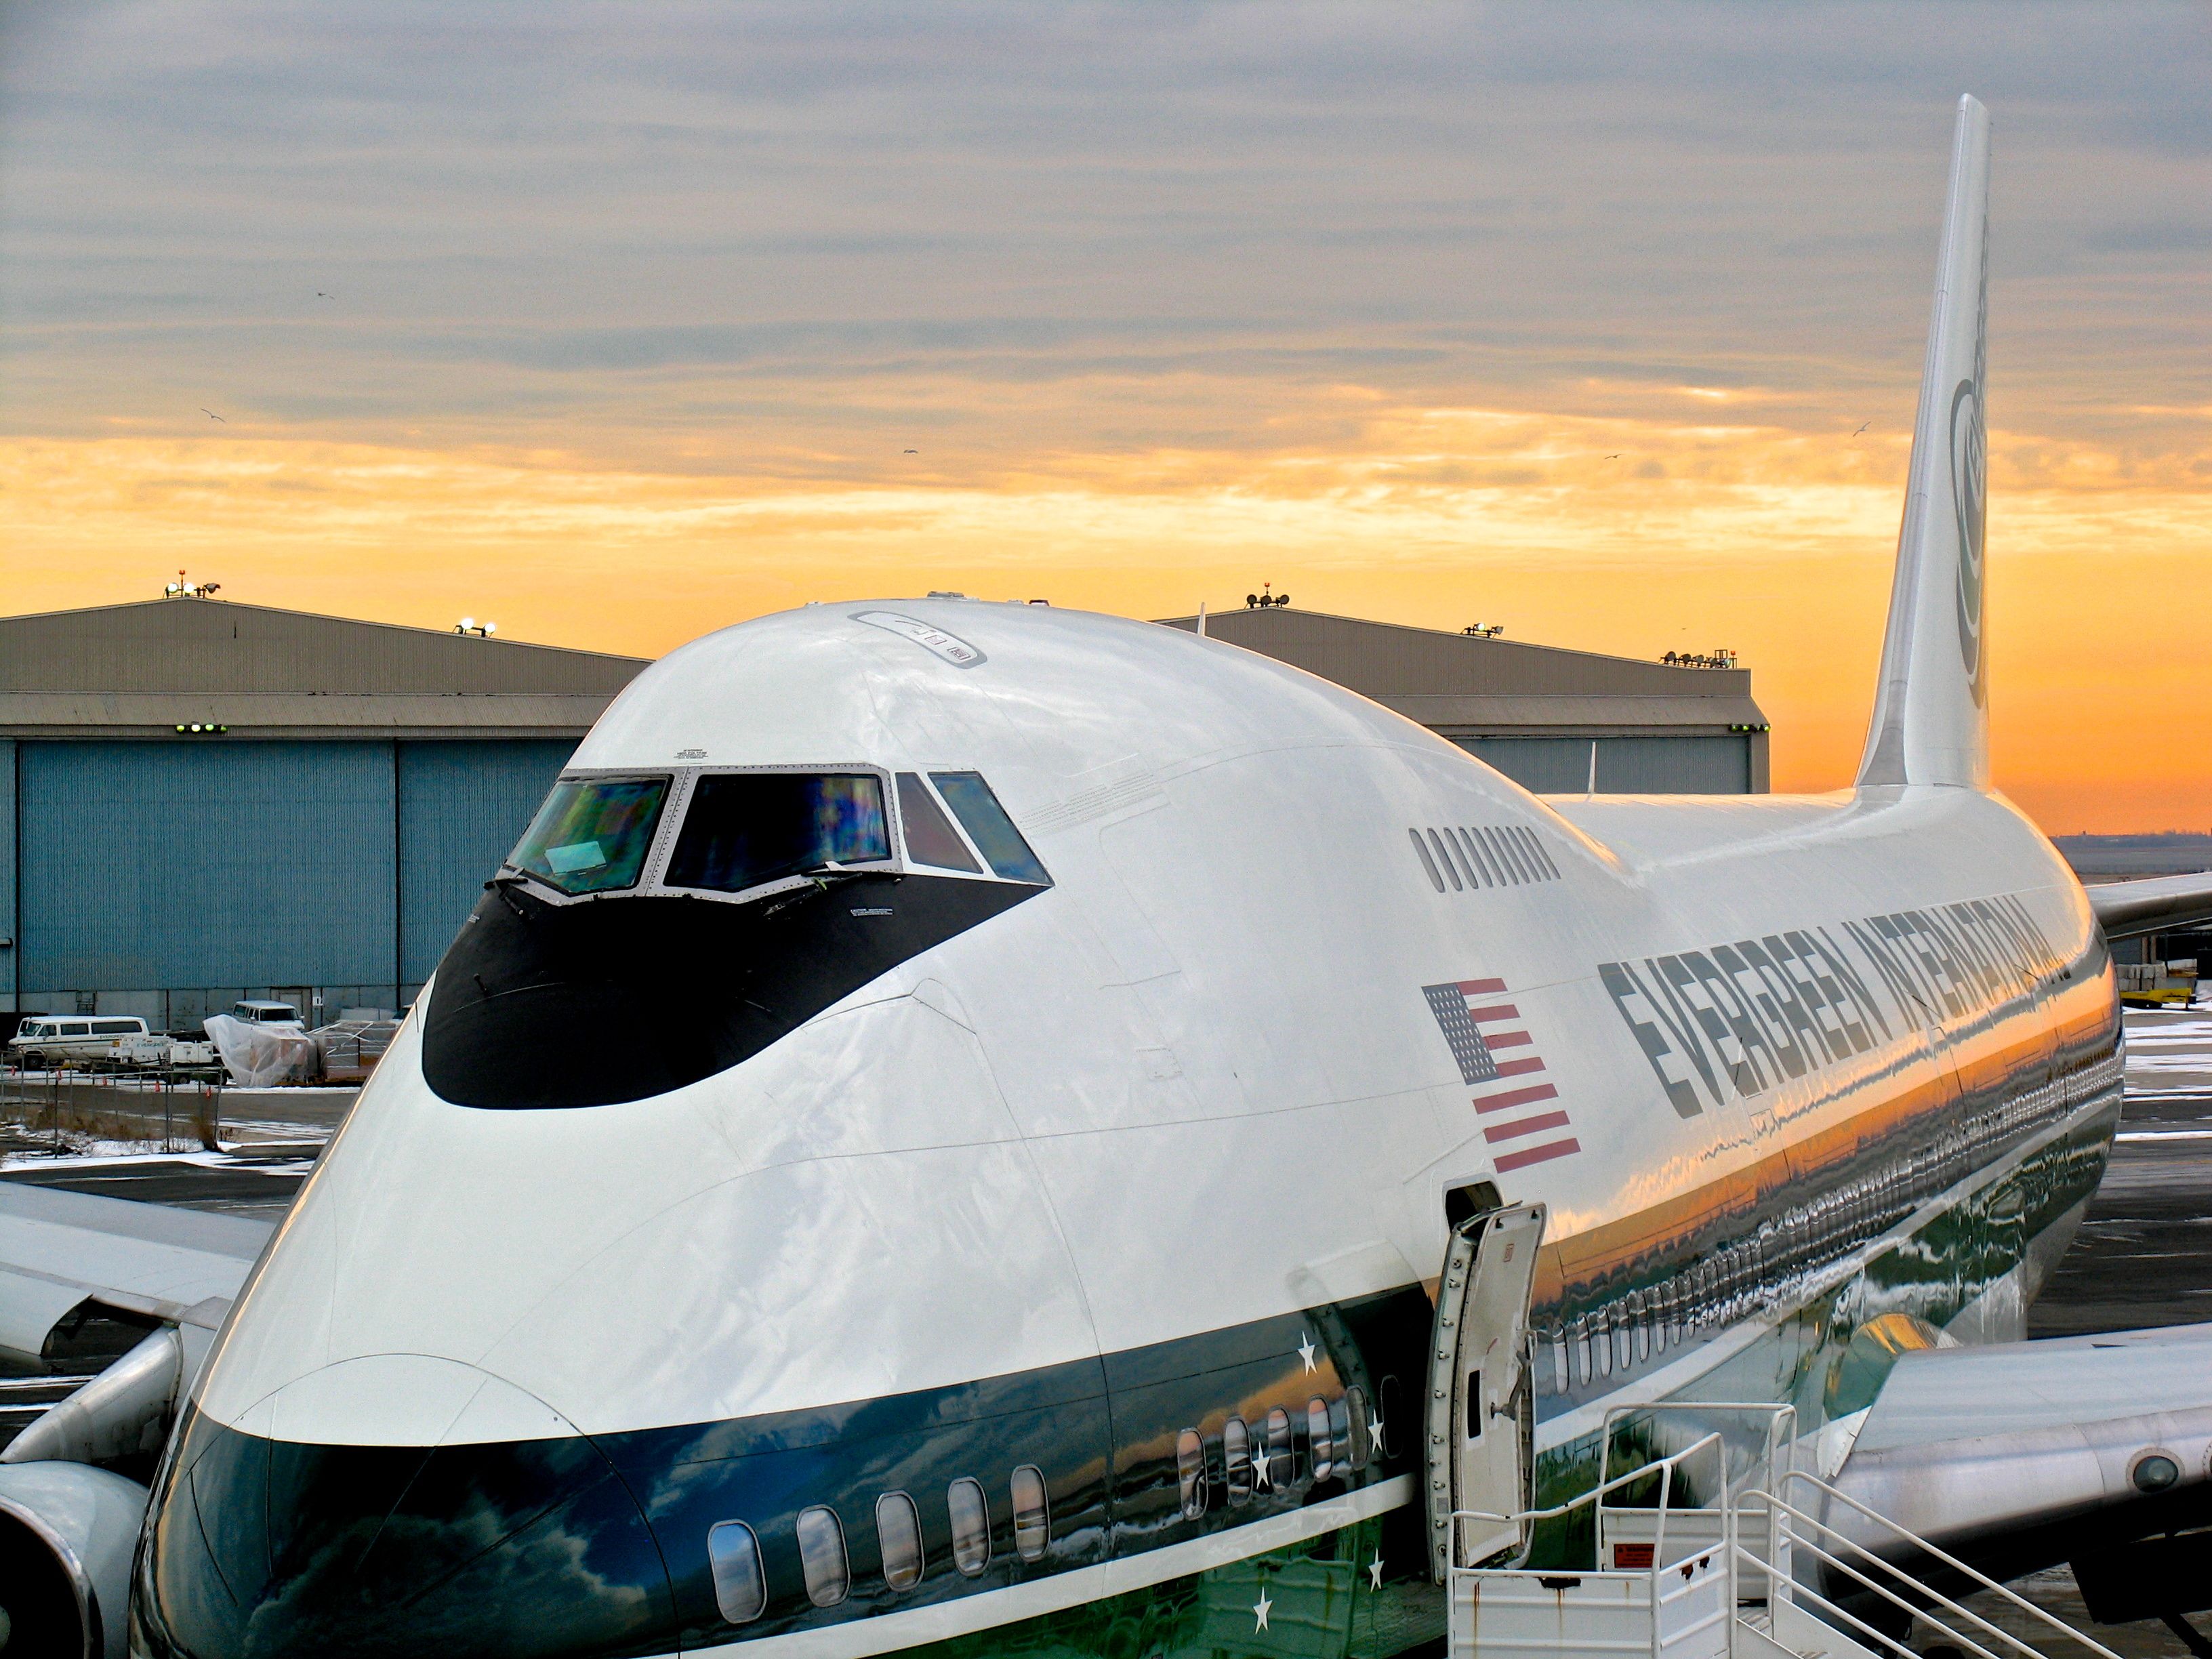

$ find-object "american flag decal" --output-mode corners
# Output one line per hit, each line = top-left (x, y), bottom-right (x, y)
(1422, 977), (1580, 1172)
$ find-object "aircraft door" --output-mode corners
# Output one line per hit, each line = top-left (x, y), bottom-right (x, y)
(1427, 1202), (1547, 1578)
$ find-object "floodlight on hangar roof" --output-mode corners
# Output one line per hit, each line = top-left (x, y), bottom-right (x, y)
(1153, 606), (1771, 739)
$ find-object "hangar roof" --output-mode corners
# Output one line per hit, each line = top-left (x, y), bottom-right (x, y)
(1155, 607), (1767, 736)
(0, 598), (1767, 744)
(0, 600), (647, 740)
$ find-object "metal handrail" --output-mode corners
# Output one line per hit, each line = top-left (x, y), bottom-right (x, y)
(1444, 1410), (2118, 1659)
(1451, 1499), (1730, 1659)
(1452, 1430), (1733, 1659)
(1598, 1401), (1799, 1490)
(1783, 1529), (2028, 1659)
(1744, 1471), (2123, 1659)
(1453, 1428), (1727, 1538)
(1595, 1400), (1797, 1588)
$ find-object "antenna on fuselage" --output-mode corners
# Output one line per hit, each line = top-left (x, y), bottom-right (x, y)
(1197, 601), (1207, 638)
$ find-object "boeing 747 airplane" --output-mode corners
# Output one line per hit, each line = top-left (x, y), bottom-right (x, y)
(6, 95), (2212, 1659)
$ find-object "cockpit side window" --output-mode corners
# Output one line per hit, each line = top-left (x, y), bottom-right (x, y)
(928, 772), (1048, 885)
(664, 773), (890, 894)
(895, 773), (982, 874)
(509, 776), (670, 895)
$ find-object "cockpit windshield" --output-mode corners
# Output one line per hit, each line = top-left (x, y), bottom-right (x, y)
(663, 772), (890, 894)
(508, 776), (670, 895)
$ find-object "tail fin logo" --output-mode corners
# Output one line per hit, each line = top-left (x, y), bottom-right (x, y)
(1950, 235), (1989, 707)
(1949, 377), (1986, 701)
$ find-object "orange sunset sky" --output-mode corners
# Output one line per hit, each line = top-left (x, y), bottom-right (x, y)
(4, 4), (2207, 832)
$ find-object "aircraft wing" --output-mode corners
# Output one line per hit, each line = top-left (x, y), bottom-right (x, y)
(1832, 1323), (2212, 1593)
(2087, 871), (2212, 941)
(0, 1180), (272, 1367)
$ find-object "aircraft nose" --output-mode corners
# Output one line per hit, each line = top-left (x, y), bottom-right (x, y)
(132, 1358), (675, 1659)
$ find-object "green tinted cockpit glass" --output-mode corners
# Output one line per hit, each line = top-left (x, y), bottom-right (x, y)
(508, 776), (669, 895)
(929, 772), (1049, 885)
(663, 772), (890, 895)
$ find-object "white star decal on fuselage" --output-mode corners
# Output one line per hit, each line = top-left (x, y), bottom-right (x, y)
(1298, 1332), (1318, 1373)
(1369, 1553), (1386, 1590)
(1253, 1589), (1273, 1631)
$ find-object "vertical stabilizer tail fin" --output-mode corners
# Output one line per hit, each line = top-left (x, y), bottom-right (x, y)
(1857, 94), (1991, 790)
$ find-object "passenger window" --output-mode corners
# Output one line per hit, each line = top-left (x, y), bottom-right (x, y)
(876, 1492), (924, 1591)
(1329, 1397), (1351, 1472)
(929, 773), (1050, 885)
(1346, 1386), (1372, 1470)
(62, 1021), (90, 1037)
(948, 1477), (991, 1576)
(1307, 1398), (1334, 1480)
(895, 773), (982, 873)
(1010, 1465), (1050, 1561)
(93, 1020), (135, 1035)
(1176, 1429), (1206, 1520)
(706, 1520), (766, 1623)
(1223, 1416), (1252, 1505)
(795, 1506), (850, 1607)
(1426, 830), (1464, 891)
(1409, 828), (1444, 892)
(1520, 827), (1561, 880)
(1266, 1407), (1294, 1489)
(1494, 825), (1535, 884)
(1454, 828), (1494, 888)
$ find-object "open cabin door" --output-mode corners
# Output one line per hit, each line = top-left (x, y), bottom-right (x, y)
(1427, 1201), (1546, 1578)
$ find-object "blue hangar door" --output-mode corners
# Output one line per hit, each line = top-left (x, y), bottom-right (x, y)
(14, 739), (572, 1010)
(397, 740), (577, 990)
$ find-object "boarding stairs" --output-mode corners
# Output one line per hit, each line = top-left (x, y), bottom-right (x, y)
(1445, 1404), (2121, 1659)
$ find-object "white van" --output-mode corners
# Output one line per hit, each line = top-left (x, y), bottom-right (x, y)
(8, 1015), (152, 1067)
(230, 1000), (304, 1029)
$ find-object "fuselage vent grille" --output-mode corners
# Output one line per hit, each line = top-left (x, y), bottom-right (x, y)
(1408, 823), (1561, 893)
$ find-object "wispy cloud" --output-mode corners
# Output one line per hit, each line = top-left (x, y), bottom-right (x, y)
(1, 1), (2207, 827)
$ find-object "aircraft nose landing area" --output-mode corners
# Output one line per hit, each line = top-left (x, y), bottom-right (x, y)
(136, 1405), (673, 1659)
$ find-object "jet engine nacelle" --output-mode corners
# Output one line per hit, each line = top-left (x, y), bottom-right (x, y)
(0, 1460), (148, 1659)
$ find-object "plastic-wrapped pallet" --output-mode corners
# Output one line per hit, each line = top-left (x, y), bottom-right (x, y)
(309, 1019), (400, 1083)
(202, 1015), (319, 1086)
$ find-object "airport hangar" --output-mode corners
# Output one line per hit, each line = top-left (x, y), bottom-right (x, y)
(0, 596), (1769, 1029)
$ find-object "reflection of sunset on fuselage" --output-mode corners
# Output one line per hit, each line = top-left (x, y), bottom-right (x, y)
(3, 397), (2203, 833)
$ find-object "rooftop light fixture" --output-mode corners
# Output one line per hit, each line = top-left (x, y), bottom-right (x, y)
(164, 570), (221, 599)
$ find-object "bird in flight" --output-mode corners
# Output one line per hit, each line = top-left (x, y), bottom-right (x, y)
(201, 409), (226, 422)
(317, 291), (334, 300)
(903, 449), (917, 454)
(1851, 422), (1870, 437)
(1603, 452), (1621, 459)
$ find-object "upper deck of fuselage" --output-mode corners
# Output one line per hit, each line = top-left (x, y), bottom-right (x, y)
(577, 598), (2078, 916)
(574, 596), (1539, 811)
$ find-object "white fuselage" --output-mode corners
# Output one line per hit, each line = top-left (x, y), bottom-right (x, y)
(144, 600), (2118, 1659)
